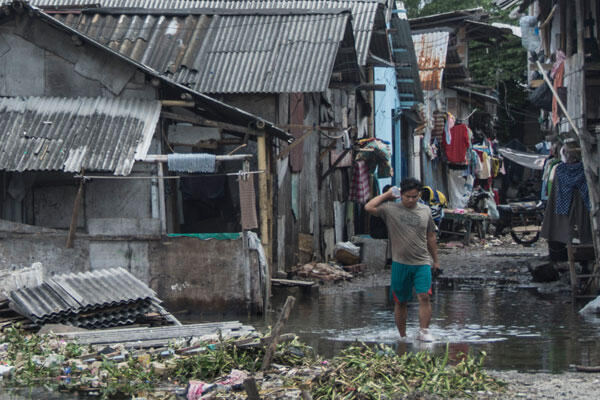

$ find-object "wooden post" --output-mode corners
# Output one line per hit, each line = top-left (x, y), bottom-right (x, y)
(243, 377), (261, 400)
(158, 162), (167, 235)
(257, 134), (270, 268)
(66, 177), (85, 248)
(261, 295), (295, 370)
(568, 244), (577, 299)
(566, 3), (574, 56)
(576, 0), (585, 56)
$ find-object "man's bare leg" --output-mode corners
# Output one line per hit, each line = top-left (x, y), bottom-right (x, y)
(416, 292), (431, 330)
(394, 301), (408, 337)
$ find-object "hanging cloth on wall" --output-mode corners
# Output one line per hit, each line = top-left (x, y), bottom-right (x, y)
(167, 153), (216, 173)
(554, 162), (590, 215)
(349, 160), (371, 204)
(551, 61), (565, 127)
(238, 172), (258, 230)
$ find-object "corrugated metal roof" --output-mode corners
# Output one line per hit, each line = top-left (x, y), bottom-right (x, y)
(53, 9), (357, 93)
(12, 3), (293, 142)
(9, 267), (158, 327)
(412, 30), (449, 91)
(0, 97), (161, 176)
(21, 0), (385, 67)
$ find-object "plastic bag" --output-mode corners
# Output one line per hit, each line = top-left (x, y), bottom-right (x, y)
(520, 16), (541, 52)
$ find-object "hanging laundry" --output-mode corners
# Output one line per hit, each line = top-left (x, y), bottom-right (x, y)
(355, 138), (393, 178)
(168, 153), (216, 173)
(442, 124), (470, 164)
(444, 112), (455, 145)
(349, 160), (370, 204)
(554, 162), (590, 214)
(551, 51), (566, 127)
(238, 173), (258, 230)
(446, 168), (469, 209)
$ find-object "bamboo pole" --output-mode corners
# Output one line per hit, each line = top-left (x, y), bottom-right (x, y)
(143, 154), (252, 163)
(66, 177), (85, 248)
(536, 60), (579, 135)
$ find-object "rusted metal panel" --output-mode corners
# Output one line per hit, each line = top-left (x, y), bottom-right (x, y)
(0, 97), (161, 175)
(412, 30), (450, 91)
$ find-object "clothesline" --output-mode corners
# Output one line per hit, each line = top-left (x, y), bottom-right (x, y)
(75, 171), (264, 180)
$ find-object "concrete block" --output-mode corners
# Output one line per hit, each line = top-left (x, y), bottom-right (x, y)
(351, 235), (388, 269)
(89, 241), (149, 283)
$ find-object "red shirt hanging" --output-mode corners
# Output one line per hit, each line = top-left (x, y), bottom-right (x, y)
(443, 124), (470, 164)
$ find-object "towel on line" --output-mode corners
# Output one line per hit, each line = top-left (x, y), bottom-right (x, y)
(167, 153), (216, 173)
(238, 174), (258, 230)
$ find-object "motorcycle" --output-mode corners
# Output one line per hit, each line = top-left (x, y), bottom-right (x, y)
(496, 201), (545, 246)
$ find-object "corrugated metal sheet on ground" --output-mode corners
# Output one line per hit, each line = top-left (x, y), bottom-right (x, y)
(53, 10), (354, 93)
(9, 267), (158, 327)
(0, 97), (161, 175)
(20, 0), (384, 67)
(412, 30), (449, 91)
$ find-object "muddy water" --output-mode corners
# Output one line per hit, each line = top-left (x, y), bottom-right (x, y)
(241, 284), (600, 373)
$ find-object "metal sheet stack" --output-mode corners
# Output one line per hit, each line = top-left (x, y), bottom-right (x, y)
(9, 268), (159, 329)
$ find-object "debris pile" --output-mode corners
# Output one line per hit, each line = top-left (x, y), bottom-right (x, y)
(0, 327), (507, 399)
(294, 262), (354, 282)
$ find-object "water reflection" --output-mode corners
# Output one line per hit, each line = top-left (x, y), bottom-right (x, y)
(238, 285), (600, 373)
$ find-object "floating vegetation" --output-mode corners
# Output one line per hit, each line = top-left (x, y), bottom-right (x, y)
(312, 343), (506, 399)
(0, 327), (505, 399)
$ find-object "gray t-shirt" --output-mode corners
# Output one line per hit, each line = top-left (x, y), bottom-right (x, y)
(378, 202), (435, 265)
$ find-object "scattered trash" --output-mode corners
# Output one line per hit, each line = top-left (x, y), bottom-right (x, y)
(334, 242), (361, 265)
(0, 327), (507, 399)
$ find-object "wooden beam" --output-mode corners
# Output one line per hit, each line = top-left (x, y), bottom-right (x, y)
(161, 100), (195, 107)
(320, 147), (352, 181)
(355, 83), (387, 91)
(277, 129), (313, 160)
(257, 134), (270, 271)
(66, 177), (84, 248)
(160, 111), (259, 136)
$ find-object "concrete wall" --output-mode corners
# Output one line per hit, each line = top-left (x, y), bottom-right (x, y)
(0, 221), (263, 313)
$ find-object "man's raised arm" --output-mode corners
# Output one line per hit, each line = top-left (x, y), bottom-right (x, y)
(365, 189), (395, 216)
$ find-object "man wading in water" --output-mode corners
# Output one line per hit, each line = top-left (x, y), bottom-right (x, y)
(365, 178), (440, 341)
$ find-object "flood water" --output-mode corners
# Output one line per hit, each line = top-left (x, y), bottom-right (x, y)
(239, 283), (600, 373)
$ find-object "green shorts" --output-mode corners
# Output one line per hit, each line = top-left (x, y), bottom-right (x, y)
(390, 262), (432, 303)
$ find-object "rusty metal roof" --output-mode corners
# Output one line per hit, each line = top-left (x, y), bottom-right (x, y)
(28, 0), (388, 67)
(0, 97), (161, 176)
(412, 30), (450, 91)
(53, 8), (359, 93)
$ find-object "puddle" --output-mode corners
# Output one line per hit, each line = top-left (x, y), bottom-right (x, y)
(233, 284), (600, 373)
